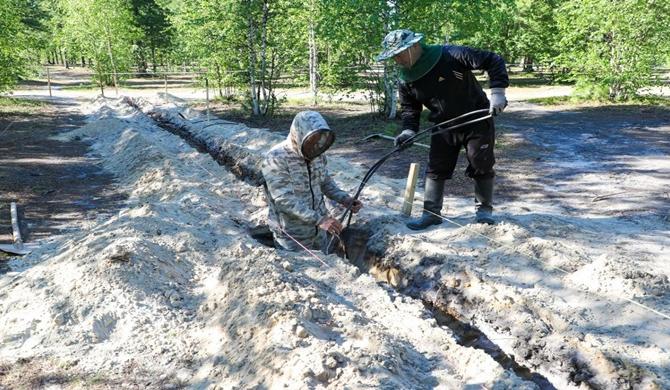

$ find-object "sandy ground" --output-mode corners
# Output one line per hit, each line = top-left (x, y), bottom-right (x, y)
(0, 96), (537, 389)
(136, 95), (670, 388)
(0, 99), (125, 245)
(1, 78), (668, 389)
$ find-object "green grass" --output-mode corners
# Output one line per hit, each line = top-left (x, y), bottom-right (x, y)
(527, 94), (670, 106)
(0, 96), (45, 108)
(0, 96), (47, 115)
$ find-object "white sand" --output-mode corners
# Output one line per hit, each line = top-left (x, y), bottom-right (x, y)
(0, 96), (537, 388)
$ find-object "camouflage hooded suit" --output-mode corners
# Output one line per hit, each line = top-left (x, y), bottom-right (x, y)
(261, 111), (350, 251)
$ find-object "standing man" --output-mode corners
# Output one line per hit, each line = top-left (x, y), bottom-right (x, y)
(376, 29), (509, 229)
(262, 111), (363, 251)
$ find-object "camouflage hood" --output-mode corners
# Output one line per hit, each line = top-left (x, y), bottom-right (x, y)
(288, 111), (334, 159)
(261, 110), (349, 251)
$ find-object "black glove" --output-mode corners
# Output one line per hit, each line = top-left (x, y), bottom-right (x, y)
(394, 129), (416, 148)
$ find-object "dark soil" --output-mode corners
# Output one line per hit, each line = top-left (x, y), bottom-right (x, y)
(204, 102), (476, 197)
(0, 98), (125, 247)
(205, 101), (670, 214)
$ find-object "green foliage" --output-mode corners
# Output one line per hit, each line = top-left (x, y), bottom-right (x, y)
(0, 0), (37, 91)
(130, 0), (174, 72)
(59, 0), (140, 85)
(5, 0), (670, 107)
(445, 0), (517, 60)
(511, 0), (560, 68)
(555, 0), (670, 100)
(171, 0), (309, 116)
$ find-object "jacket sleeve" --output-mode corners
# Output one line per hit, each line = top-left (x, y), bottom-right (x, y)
(318, 156), (350, 204)
(261, 152), (321, 226)
(399, 82), (423, 132)
(446, 45), (509, 89)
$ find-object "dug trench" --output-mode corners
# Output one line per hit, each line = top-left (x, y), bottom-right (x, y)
(132, 96), (664, 389)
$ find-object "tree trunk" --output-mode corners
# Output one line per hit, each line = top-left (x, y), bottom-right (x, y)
(104, 24), (119, 92)
(61, 47), (69, 69)
(522, 56), (534, 72)
(57, 47), (64, 66)
(215, 62), (223, 98)
(247, 3), (260, 116)
(608, 33), (623, 100)
(258, 0), (270, 115)
(384, 63), (398, 119)
(152, 47), (157, 74)
(380, 2), (398, 117)
(81, 56), (86, 67)
(138, 49), (148, 74)
(308, 0), (318, 106)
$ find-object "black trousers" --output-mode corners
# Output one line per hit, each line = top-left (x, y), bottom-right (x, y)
(426, 118), (495, 180)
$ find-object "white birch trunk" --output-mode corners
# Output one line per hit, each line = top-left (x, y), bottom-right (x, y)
(104, 24), (119, 95)
(308, 1), (318, 106)
(247, 9), (260, 116)
(258, 0), (269, 115)
(384, 64), (398, 119)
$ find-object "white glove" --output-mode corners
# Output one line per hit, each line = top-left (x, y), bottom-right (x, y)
(489, 88), (507, 116)
(394, 129), (416, 148)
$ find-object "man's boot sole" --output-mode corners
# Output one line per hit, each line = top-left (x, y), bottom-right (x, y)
(406, 219), (443, 231)
(474, 216), (495, 225)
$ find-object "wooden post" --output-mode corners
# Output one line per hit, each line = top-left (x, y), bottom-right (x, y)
(205, 77), (210, 123)
(10, 202), (23, 249)
(401, 163), (420, 216)
(46, 66), (52, 97)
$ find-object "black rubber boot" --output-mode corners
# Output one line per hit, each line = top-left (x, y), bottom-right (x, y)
(474, 177), (495, 225)
(407, 178), (444, 231)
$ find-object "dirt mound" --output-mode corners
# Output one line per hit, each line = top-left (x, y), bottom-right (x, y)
(0, 97), (534, 388)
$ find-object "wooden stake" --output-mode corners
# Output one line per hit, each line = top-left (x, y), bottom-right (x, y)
(401, 163), (420, 216)
(10, 202), (23, 249)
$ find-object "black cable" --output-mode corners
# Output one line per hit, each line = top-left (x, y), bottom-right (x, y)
(325, 109), (493, 255)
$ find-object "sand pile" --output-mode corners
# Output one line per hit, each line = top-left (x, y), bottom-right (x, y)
(0, 97), (536, 388)
(125, 95), (669, 388)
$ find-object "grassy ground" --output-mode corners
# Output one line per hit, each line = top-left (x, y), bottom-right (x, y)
(0, 96), (47, 111)
(527, 94), (670, 106)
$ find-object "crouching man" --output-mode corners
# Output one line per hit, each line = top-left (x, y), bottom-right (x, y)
(261, 111), (362, 251)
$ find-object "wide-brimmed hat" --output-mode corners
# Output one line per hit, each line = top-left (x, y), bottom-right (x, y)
(375, 29), (424, 61)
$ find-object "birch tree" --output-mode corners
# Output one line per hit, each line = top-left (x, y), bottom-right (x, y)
(59, 0), (139, 89)
(556, 0), (670, 100)
(0, 1), (27, 91)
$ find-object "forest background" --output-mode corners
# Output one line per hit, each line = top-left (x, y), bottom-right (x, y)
(2, 0), (669, 117)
